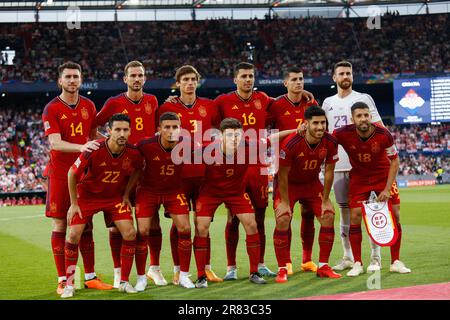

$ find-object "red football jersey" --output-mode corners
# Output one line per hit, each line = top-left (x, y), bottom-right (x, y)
(137, 135), (186, 195)
(333, 124), (398, 177)
(42, 96), (97, 178)
(279, 132), (339, 184)
(157, 97), (220, 178)
(97, 93), (158, 145)
(71, 140), (143, 202)
(215, 91), (273, 134)
(200, 140), (255, 197)
(157, 97), (220, 138)
(268, 95), (319, 131)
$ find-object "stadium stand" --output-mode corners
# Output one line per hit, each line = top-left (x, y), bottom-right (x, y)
(1, 13), (449, 82)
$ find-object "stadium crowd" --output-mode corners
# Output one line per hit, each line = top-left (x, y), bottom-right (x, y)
(0, 107), (448, 199)
(1, 13), (449, 82)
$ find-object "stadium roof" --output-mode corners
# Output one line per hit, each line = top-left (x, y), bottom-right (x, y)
(0, 0), (447, 10)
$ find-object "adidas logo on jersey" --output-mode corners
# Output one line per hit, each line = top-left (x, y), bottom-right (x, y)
(61, 114), (67, 120)
(232, 105), (239, 110)
(100, 162), (107, 166)
(122, 109), (128, 114)
(297, 152), (305, 157)
(153, 156), (160, 161)
(350, 145), (357, 150)
(284, 111), (291, 116)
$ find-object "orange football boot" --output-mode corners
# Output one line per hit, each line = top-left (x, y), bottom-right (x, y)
(84, 277), (114, 290)
(301, 261), (318, 272)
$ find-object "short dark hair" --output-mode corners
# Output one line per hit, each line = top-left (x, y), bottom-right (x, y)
(124, 60), (144, 76)
(304, 106), (326, 120)
(220, 118), (242, 132)
(58, 61), (82, 78)
(108, 113), (131, 128)
(333, 60), (352, 74)
(233, 62), (255, 77)
(283, 66), (303, 79)
(175, 65), (201, 82)
(159, 112), (180, 124)
(351, 102), (370, 114)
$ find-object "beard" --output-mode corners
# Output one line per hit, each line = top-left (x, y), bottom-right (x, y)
(338, 80), (352, 90)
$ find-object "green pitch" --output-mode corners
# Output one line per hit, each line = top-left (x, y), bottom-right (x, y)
(1, 185), (449, 300)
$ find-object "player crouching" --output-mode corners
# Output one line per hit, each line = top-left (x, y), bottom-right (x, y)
(61, 114), (144, 298)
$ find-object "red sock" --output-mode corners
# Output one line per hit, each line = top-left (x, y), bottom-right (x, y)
(287, 224), (292, 264)
(273, 229), (289, 268)
(148, 228), (162, 266)
(319, 226), (335, 264)
(255, 208), (266, 264)
(349, 224), (362, 263)
(109, 230), (122, 269)
(301, 213), (315, 263)
(79, 230), (95, 274)
(225, 217), (240, 266)
(135, 234), (149, 276)
(246, 233), (260, 274)
(193, 236), (208, 278)
(391, 223), (402, 263)
(51, 231), (66, 278)
(120, 239), (136, 282)
(64, 241), (79, 287)
(178, 231), (192, 273)
(206, 234), (211, 266)
(169, 223), (179, 266)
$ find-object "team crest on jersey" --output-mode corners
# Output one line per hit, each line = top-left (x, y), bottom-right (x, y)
(81, 107), (89, 120)
(371, 142), (381, 153)
(319, 148), (327, 159)
(254, 100), (262, 110)
(122, 157), (131, 170)
(198, 106), (207, 117)
(50, 202), (57, 213)
(145, 103), (153, 115)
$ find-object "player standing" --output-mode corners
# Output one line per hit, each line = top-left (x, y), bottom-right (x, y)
(273, 107), (342, 282)
(96, 60), (159, 288)
(322, 61), (399, 273)
(155, 65), (222, 284)
(193, 118), (268, 287)
(42, 61), (112, 294)
(123, 112), (196, 290)
(268, 67), (319, 275)
(333, 103), (410, 276)
(61, 114), (143, 298)
(214, 62), (276, 279)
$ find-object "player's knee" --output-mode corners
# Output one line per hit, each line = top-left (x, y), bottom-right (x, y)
(196, 223), (209, 237)
(319, 212), (335, 227)
(52, 218), (66, 232)
(122, 227), (136, 241)
(350, 210), (362, 224)
(243, 219), (258, 234)
(138, 225), (150, 237)
(67, 229), (81, 244)
(177, 224), (191, 234)
(276, 215), (290, 230)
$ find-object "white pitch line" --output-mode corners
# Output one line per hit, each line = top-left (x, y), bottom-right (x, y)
(0, 214), (43, 222)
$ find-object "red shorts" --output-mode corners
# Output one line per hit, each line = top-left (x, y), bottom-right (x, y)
(349, 176), (401, 208)
(70, 199), (133, 226)
(103, 191), (136, 228)
(45, 177), (70, 219)
(273, 181), (324, 217)
(196, 192), (254, 218)
(135, 189), (189, 219)
(245, 166), (269, 209)
(182, 177), (204, 211)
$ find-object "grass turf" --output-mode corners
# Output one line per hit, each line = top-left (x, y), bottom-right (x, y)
(0, 185), (449, 300)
